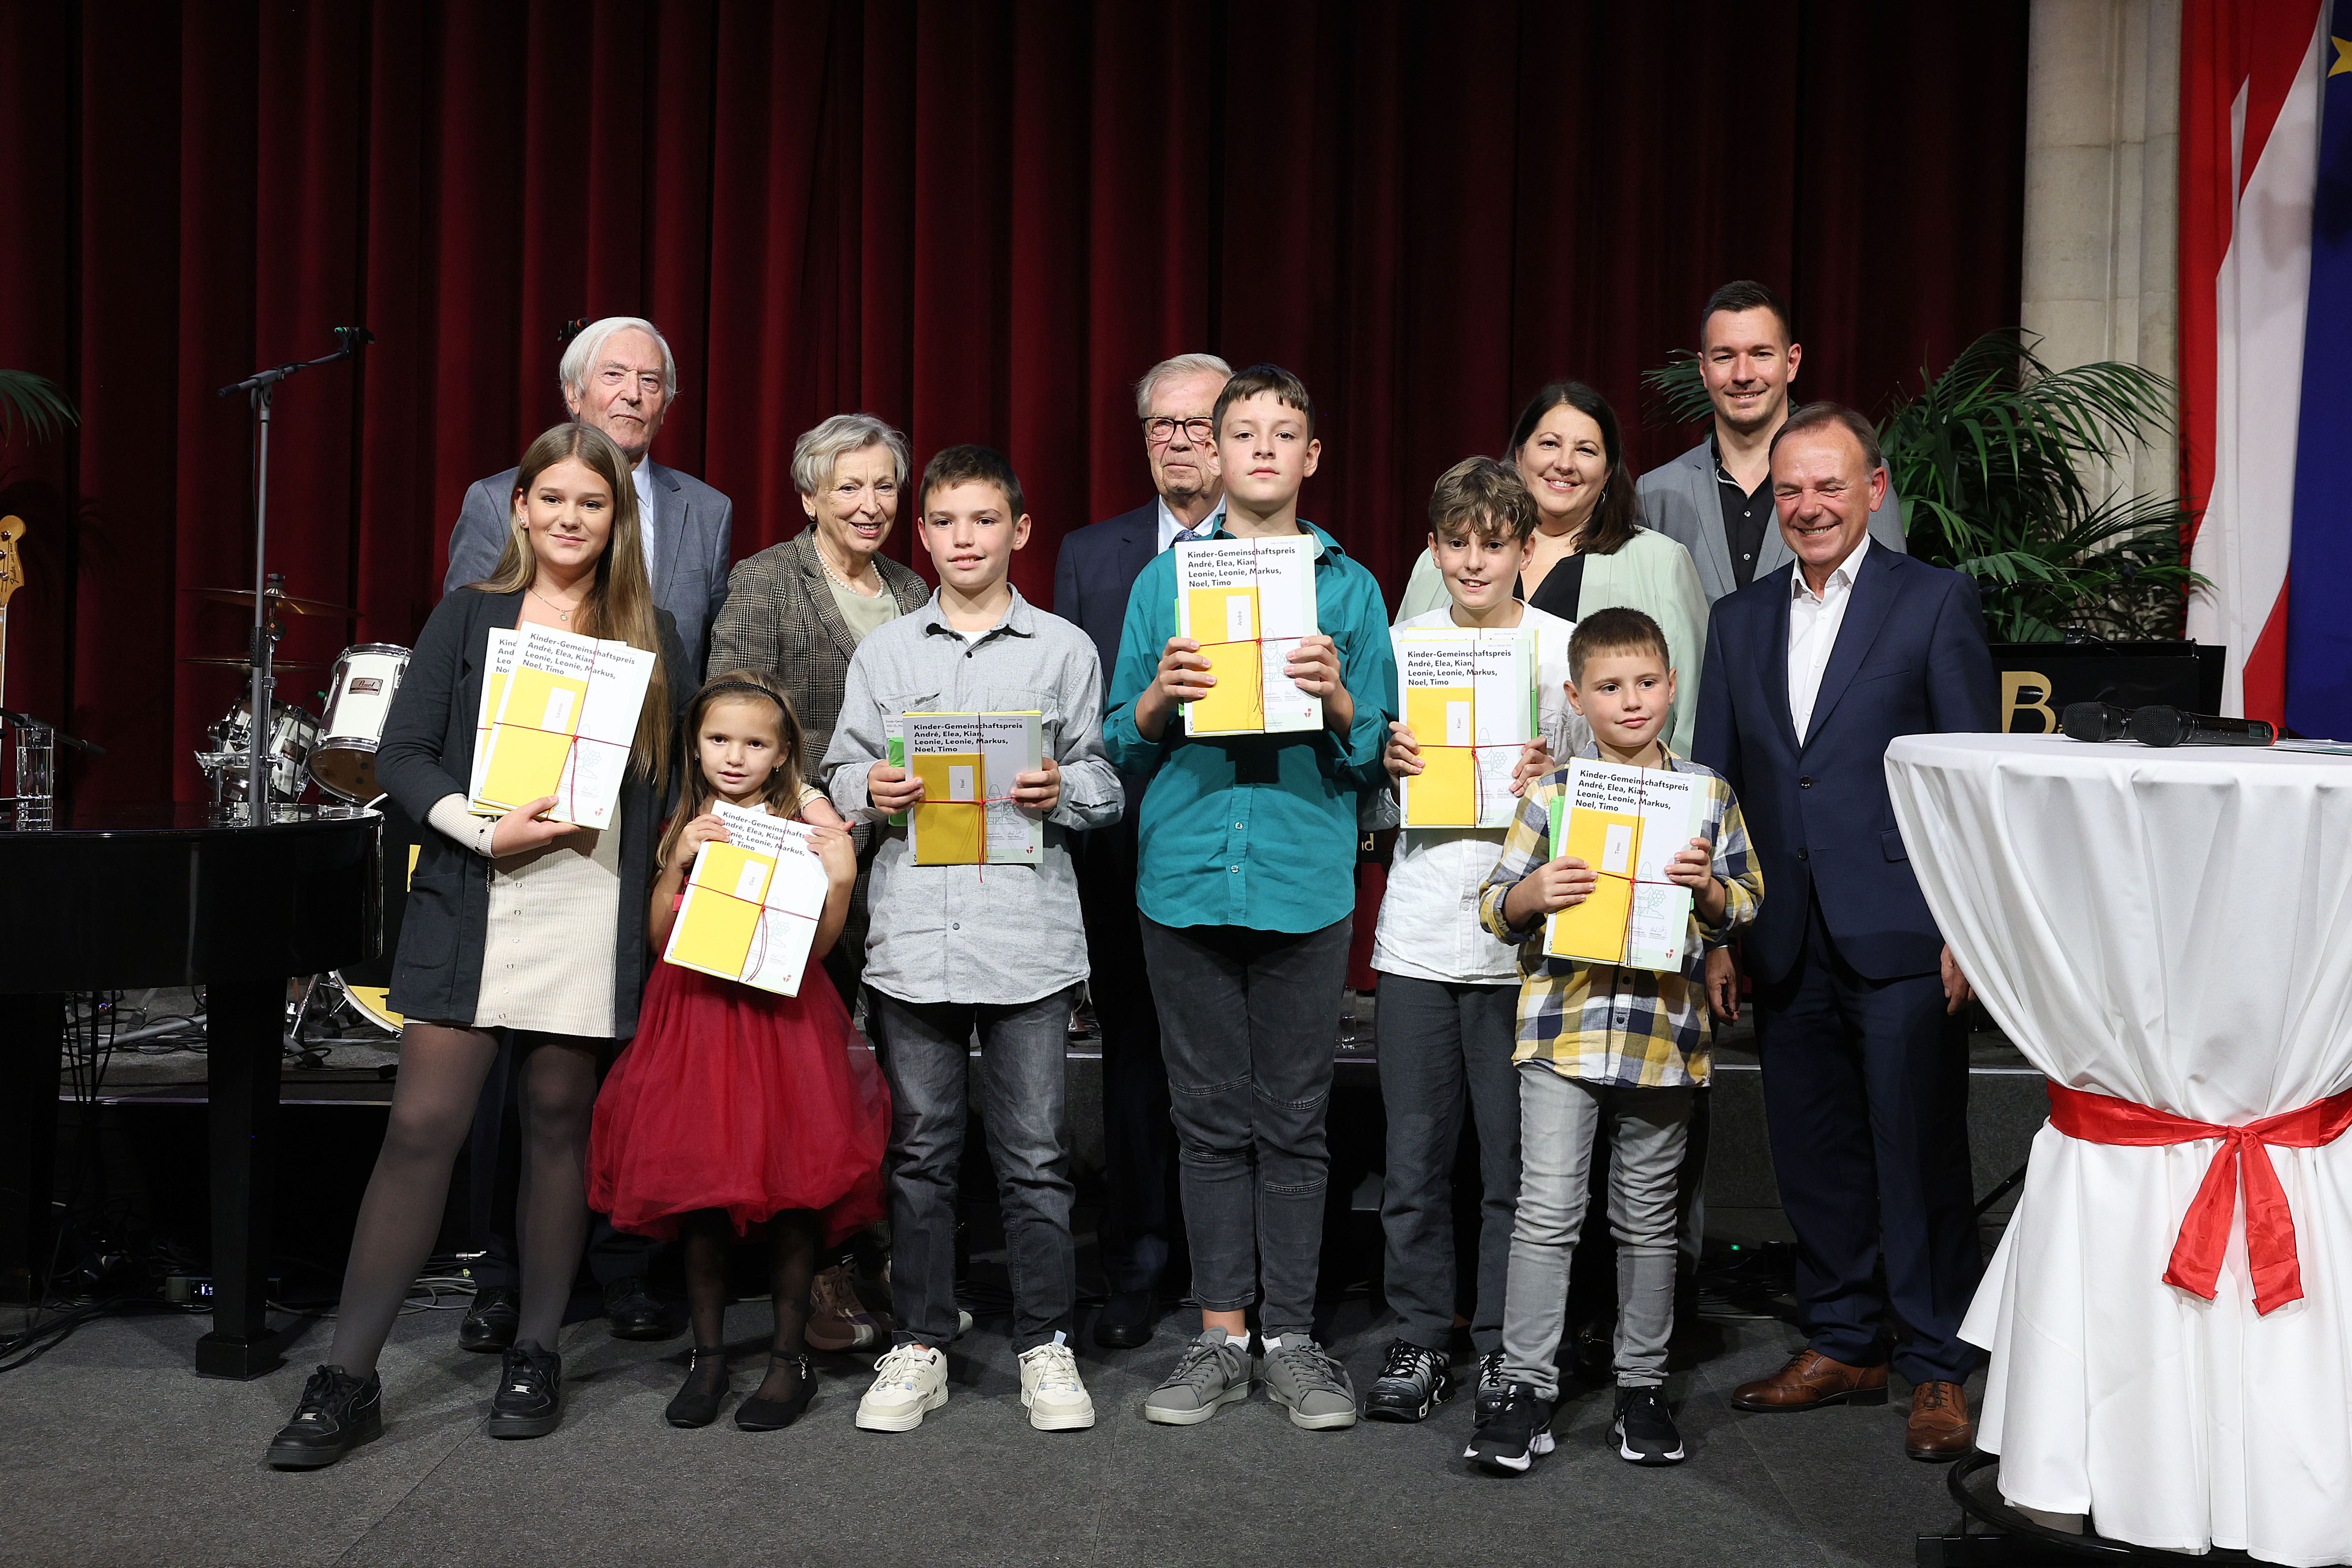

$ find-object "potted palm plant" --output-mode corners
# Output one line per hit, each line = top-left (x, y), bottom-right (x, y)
(1641, 331), (2215, 729)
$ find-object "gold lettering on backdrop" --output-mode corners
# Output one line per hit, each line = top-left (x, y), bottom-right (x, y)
(2002, 671), (2057, 733)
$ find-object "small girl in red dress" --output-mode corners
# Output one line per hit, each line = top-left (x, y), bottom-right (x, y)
(588, 669), (890, 1432)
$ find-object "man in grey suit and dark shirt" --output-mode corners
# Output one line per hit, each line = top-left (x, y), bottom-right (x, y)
(443, 315), (734, 664)
(1637, 281), (1907, 604)
(442, 316), (734, 1351)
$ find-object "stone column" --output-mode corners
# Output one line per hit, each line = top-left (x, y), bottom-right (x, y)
(2021, 0), (2181, 505)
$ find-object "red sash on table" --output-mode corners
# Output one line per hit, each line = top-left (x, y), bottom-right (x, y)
(2046, 1081), (2352, 1315)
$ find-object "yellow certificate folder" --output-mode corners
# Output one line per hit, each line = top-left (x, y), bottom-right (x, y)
(476, 626), (658, 830)
(1173, 534), (1321, 736)
(479, 664), (586, 808)
(662, 804), (828, 996)
(467, 629), (522, 814)
(1393, 629), (1535, 829)
(903, 711), (1044, 866)
(1543, 794), (1642, 966)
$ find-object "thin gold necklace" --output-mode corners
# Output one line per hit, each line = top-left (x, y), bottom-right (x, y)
(529, 583), (586, 622)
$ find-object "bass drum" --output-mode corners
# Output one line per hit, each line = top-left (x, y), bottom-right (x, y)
(333, 794), (421, 1037)
(310, 642), (412, 804)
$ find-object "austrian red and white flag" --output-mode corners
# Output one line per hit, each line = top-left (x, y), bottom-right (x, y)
(2180, 0), (2327, 722)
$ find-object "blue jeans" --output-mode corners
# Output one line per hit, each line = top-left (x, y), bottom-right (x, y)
(869, 986), (1080, 1354)
(1140, 915), (1352, 1343)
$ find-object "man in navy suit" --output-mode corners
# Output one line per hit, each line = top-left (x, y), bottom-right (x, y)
(1694, 402), (1995, 1463)
(1053, 351), (1230, 1347)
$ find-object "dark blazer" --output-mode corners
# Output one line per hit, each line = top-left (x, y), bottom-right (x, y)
(1053, 502), (1159, 679)
(704, 530), (931, 775)
(444, 460), (735, 667)
(1694, 545), (1996, 984)
(375, 587), (693, 1038)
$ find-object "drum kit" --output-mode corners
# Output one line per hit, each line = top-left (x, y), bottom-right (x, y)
(187, 580), (412, 1037)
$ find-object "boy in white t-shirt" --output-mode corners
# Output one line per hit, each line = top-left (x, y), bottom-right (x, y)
(1362, 456), (1588, 1425)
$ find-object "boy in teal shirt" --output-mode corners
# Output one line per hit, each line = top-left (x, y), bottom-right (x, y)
(1103, 365), (1397, 1430)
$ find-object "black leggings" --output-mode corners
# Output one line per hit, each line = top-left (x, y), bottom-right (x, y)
(325, 1022), (601, 1376)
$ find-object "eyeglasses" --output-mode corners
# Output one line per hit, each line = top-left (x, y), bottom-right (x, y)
(1142, 416), (1216, 445)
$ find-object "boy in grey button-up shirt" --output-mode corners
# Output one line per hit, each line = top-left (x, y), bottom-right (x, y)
(819, 445), (1121, 1436)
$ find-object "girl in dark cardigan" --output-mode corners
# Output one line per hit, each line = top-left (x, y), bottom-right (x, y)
(265, 423), (688, 1470)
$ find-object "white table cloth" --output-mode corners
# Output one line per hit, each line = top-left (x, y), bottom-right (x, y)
(1884, 733), (2352, 1565)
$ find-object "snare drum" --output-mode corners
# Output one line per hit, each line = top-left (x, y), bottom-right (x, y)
(310, 643), (412, 803)
(207, 697), (322, 801)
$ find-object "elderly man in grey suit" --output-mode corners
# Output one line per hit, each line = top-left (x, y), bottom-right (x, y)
(443, 315), (734, 663)
(441, 315), (733, 1354)
(1637, 281), (1906, 604)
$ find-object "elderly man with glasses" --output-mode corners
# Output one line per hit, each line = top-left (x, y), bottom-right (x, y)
(444, 314), (735, 666)
(1052, 351), (1231, 1349)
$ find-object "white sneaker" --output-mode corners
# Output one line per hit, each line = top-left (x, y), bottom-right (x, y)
(855, 1344), (948, 1432)
(1016, 1340), (1096, 1431)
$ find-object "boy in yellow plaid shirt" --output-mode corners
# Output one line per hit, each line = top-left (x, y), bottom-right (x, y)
(1467, 607), (1762, 1473)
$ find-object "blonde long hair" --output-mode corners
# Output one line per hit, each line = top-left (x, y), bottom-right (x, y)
(479, 422), (673, 781)
(655, 669), (812, 876)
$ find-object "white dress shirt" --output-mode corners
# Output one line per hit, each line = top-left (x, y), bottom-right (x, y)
(1369, 603), (1590, 987)
(1786, 532), (1870, 744)
(631, 457), (659, 582)
(1155, 493), (1227, 553)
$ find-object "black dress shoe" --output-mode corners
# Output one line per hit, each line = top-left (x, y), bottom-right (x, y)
(266, 1364), (383, 1469)
(734, 1353), (817, 1432)
(458, 1286), (520, 1353)
(1092, 1289), (1156, 1349)
(603, 1276), (673, 1341)
(487, 1340), (563, 1438)
(665, 1347), (730, 1429)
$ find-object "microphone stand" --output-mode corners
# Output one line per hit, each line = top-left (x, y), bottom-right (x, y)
(215, 327), (371, 823)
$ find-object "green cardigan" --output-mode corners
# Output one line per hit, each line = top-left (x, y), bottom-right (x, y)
(1394, 525), (1711, 756)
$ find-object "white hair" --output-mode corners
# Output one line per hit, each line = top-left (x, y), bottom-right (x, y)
(561, 316), (679, 402)
(791, 413), (912, 496)
(1132, 353), (1233, 417)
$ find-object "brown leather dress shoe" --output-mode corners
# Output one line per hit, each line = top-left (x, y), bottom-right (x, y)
(1730, 1348), (1890, 1411)
(1904, 1380), (1975, 1462)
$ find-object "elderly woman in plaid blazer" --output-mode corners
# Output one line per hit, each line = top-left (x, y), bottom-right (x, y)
(708, 413), (930, 1004)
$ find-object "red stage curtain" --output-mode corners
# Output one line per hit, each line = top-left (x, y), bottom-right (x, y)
(0, 1), (2026, 804)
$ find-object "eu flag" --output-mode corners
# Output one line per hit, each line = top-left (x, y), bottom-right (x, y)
(2288, 4), (2352, 737)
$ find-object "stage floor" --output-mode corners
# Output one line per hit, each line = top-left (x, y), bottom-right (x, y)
(2, 1294), (1969, 1568)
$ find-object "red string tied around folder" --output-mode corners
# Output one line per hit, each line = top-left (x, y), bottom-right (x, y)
(2045, 1080), (2352, 1315)
(489, 638), (622, 823)
(692, 863), (820, 985)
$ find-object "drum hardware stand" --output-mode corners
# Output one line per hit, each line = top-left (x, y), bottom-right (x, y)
(216, 327), (371, 826)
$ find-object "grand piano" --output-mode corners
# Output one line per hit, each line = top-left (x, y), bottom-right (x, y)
(0, 804), (378, 1376)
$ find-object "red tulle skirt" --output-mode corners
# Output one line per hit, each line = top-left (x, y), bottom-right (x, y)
(587, 957), (891, 1245)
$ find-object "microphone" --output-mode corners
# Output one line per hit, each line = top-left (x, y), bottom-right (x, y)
(2124, 707), (2277, 748)
(2061, 702), (2131, 742)
(333, 326), (376, 352)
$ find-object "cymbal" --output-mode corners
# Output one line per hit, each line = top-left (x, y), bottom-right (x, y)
(185, 585), (358, 617)
(181, 654), (326, 671)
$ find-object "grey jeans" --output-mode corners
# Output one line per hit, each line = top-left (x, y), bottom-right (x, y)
(1502, 1064), (1693, 1394)
(1373, 974), (1520, 1354)
(1140, 914), (1353, 1343)
(868, 985), (1080, 1354)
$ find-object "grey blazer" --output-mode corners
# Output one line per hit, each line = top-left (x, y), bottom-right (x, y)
(704, 530), (932, 774)
(1637, 436), (1908, 605)
(444, 459), (735, 666)
(375, 587), (693, 1039)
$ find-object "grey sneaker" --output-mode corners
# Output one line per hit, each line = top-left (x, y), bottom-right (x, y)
(1143, 1328), (1253, 1425)
(1260, 1336), (1358, 1430)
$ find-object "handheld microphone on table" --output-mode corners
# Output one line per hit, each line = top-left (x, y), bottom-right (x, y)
(2124, 706), (2276, 748)
(2060, 702), (2131, 742)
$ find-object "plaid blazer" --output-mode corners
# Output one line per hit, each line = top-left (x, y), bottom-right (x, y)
(705, 529), (931, 772)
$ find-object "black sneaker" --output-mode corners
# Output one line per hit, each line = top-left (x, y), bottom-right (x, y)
(1464, 1382), (1555, 1474)
(458, 1286), (519, 1352)
(602, 1276), (673, 1341)
(1361, 1339), (1453, 1423)
(265, 1364), (383, 1469)
(487, 1339), (563, 1438)
(1472, 1350), (1509, 1427)
(1612, 1384), (1686, 1465)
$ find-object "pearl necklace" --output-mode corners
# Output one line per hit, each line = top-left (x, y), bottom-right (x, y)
(815, 541), (882, 597)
